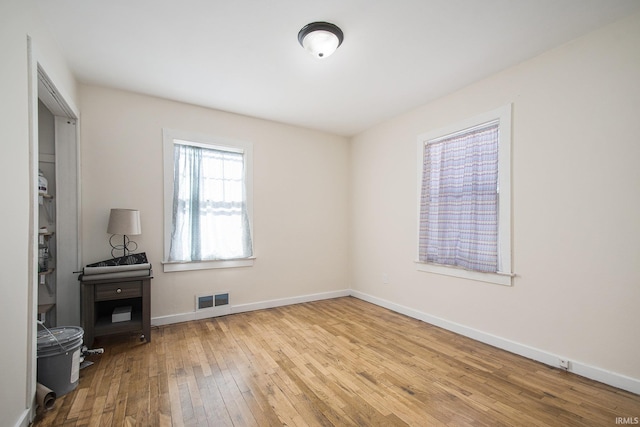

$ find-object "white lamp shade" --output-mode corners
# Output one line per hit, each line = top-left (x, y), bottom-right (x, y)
(107, 209), (141, 235)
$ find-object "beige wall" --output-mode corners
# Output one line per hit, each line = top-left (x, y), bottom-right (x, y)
(79, 85), (350, 318)
(350, 12), (640, 380)
(0, 1), (77, 426)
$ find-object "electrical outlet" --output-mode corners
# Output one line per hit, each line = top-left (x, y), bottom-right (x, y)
(382, 273), (389, 284)
(559, 359), (570, 370)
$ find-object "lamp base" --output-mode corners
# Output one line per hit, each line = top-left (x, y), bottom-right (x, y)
(109, 234), (138, 258)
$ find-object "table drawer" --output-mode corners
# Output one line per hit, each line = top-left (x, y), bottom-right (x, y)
(95, 281), (142, 301)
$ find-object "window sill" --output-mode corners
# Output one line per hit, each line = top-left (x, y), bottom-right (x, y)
(163, 258), (255, 272)
(415, 261), (513, 286)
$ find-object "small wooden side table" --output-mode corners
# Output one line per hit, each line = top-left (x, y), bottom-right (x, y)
(80, 274), (152, 346)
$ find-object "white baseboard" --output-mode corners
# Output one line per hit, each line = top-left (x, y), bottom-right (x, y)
(14, 408), (31, 427)
(232, 289), (350, 314)
(151, 289), (350, 326)
(350, 290), (640, 395)
(151, 311), (195, 327)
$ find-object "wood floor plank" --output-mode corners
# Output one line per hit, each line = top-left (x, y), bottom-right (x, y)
(33, 297), (640, 426)
(86, 394), (106, 426)
(65, 387), (88, 421)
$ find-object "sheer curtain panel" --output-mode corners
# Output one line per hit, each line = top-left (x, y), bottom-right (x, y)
(169, 144), (253, 262)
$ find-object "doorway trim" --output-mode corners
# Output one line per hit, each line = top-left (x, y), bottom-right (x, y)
(26, 36), (81, 424)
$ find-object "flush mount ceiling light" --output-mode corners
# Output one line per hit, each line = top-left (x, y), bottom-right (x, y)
(298, 22), (344, 58)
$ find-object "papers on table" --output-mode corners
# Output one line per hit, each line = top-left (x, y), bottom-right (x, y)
(79, 253), (152, 281)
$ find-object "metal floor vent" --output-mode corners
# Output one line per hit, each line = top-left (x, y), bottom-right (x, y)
(214, 293), (229, 307)
(196, 293), (230, 318)
(196, 295), (214, 310)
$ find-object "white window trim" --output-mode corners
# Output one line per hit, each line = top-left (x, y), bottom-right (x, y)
(163, 258), (255, 272)
(415, 104), (513, 286)
(162, 128), (255, 272)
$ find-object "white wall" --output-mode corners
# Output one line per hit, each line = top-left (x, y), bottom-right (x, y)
(0, 1), (77, 426)
(79, 85), (350, 319)
(350, 12), (640, 383)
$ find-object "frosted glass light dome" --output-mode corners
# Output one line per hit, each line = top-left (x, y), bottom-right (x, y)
(298, 22), (344, 59)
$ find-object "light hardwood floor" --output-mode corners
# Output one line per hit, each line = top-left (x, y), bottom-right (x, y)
(34, 297), (639, 426)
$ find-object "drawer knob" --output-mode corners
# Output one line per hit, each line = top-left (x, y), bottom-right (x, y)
(116, 288), (122, 293)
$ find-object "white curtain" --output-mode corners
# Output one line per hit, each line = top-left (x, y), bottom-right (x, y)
(419, 122), (499, 272)
(169, 144), (252, 262)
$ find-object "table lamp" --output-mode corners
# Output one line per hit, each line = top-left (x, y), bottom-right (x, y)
(107, 208), (141, 258)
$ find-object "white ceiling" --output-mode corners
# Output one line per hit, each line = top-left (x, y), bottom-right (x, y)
(35, 0), (640, 136)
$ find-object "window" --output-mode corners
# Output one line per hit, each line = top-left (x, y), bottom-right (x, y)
(416, 105), (512, 285)
(163, 129), (254, 272)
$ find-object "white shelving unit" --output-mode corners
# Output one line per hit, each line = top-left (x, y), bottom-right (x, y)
(38, 102), (57, 327)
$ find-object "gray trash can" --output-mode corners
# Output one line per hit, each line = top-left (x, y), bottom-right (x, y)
(37, 326), (84, 396)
